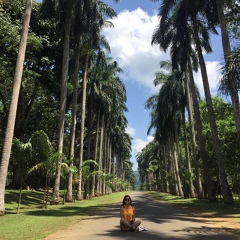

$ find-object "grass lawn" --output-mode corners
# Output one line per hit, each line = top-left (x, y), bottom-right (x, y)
(1, 190), (130, 240)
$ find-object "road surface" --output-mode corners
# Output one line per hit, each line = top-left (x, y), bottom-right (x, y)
(45, 191), (240, 240)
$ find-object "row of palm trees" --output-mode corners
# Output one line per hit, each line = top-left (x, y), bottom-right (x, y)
(0, 0), (134, 215)
(138, 0), (239, 204)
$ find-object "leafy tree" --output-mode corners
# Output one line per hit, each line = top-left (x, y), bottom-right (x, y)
(216, 0), (240, 141)
(28, 151), (60, 208)
(199, 97), (240, 192)
(11, 138), (32, 214)
(151, 0), (233, 204)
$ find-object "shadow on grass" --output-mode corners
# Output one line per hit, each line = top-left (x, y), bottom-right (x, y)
(23, 204), (110, 217)
(5, 190), (44, 207)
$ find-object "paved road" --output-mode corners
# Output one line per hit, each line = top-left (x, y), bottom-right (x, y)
(45, 191), (240, 240)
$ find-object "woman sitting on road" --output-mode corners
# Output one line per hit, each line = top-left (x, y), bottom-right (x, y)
(120, 195), (141, 232)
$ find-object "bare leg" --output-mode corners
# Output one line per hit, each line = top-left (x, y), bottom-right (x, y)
(120, 219), (136, 231)
(132, 220), (141, 229)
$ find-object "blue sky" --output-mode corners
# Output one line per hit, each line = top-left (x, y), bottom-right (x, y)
(102, 0), (224, 171)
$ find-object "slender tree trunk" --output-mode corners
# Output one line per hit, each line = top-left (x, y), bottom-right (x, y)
(185, 69), (203, 199)
(173, 142), (183, 196)
(163, 146), (170, 193)
(92, 108), (101, 197)
(53, 0), (74, 204)
(172, 122), (183, 196)
(66, 34), (81, 202)
(108, 135), (112, 194)
(169, 142), (178, 195)
(182, 106), (196, 198)
(215, 0), (240, 141)
(0, 0), (32, 215)
(188, 57), (216, 201)
(102, 124), (106, 195)
(76, 56), (89, 200)
(192, 16), (233, 204)
(97, 114), (105, 195)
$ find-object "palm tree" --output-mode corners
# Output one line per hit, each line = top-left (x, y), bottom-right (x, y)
(10, 138), (32, 214)
(146, 65), (185, 196)
(65, 0), (121, 201)
(75, 0), (117, 200)
(215, 0), (240, 141)
(0, 0), (32, 215)
(52, 0), (76, 204)
(190, 1), (233, 204)
(85, 58), (123, 195)
(152, 0), (233, 204)
(151, 2), (210, 200)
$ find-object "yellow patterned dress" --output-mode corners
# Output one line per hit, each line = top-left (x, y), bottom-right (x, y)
(120, 205), (135, 230)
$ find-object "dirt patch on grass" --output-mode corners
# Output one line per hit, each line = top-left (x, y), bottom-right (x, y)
(191, 213), (240, 235)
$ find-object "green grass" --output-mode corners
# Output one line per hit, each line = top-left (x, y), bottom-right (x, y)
(147, 191), (240, 219)
(1, 190), (130, 240)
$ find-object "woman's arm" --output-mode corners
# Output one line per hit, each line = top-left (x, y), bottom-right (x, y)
(120, 206), (124, 219)
(132, 206), (136, 221)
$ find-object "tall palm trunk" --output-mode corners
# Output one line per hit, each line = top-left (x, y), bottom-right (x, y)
(192, 16), (233, 204)
(0, 0), (32, 215)
(173, 142), (183, 196)
(97, 114), (105, 195)
(172, 119), (183, 196)
(181, 105), (195, 198)
(84, 106), (93, 199)
(185, 69), (203, 199)
(66, 33), (81, 202)
(53, 0), (75, 203)
(101, 124), (106, 195)
(215, 0), (240, 140)
(168, 142), (178, 195)
(163, 145), (170, 193)
(76, 55), (89, 200)
(92, 107), (101, 197)
(108, 134), (112, 194)
(187, 57), (214, 201)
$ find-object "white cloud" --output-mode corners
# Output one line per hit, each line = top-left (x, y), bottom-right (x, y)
(103, 8), (222, 98)
(132, 135), (154, 154)
(125, 125), (136, 136)
(130, 135), (154, 171)
(193, 61), (222, 98)
(102, 8), (168, 94)
(102, 8), (222, 171)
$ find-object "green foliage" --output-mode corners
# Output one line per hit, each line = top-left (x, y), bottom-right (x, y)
(0, 0), (132, 209)
(225, 1), (240, 41)
(11, 138), (32, 179)
(30, 130), (52, 166)
(199, 97), (240, 179)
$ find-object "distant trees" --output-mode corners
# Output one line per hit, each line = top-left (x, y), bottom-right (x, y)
(142, 0), (239, 203)
(0, 0), (134, 215)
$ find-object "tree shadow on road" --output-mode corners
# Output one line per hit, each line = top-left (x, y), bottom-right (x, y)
(95, 225), (240, 240)
(93, 192), (240, 239)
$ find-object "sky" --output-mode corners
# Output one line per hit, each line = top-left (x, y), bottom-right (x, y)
(102, 0), (224, 171)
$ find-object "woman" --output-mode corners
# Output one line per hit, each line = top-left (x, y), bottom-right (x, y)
(120, 195), (141, 232)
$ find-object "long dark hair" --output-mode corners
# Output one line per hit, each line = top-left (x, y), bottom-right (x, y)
(122, 195), (133, 206)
